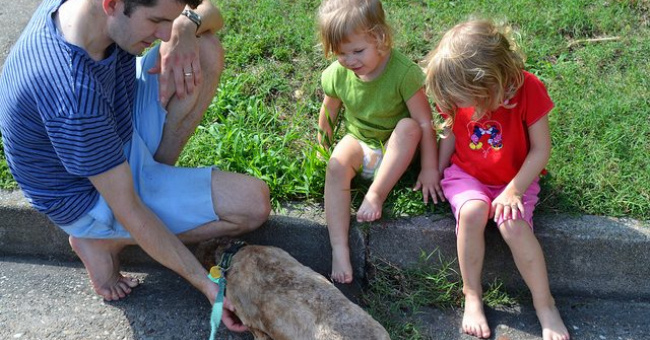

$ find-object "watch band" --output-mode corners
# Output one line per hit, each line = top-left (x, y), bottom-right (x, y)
(181, 9), (202, 32)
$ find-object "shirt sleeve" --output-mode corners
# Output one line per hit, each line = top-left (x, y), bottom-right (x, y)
(44, 115), (126, 177)
(38, 69), (127, 177)
(321, 61), (340, 99)
(399, 64), (425, 102)
(523, 72), (554, 127)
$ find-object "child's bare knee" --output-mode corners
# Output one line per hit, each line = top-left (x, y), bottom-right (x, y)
(327, 158), (355, 178)
(458, 201), (490, 230)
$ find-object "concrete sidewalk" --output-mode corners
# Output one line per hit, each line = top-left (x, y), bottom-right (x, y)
(2, 189), (650, 299)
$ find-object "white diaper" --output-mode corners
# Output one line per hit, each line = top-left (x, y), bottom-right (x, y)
(358, 139), (384, 180)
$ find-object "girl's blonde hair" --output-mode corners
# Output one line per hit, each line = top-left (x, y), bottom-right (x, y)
(317, 0), (393, 58)
(424, 19), (525, 128)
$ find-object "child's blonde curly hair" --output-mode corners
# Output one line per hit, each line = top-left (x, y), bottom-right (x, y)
(425, 19), (525, 130)
(317, 0), (393, 58)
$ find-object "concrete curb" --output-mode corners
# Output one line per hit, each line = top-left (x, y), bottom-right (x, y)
(2, 189), (649, 300)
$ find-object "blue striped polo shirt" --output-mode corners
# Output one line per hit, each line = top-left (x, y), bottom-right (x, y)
(0, 0), (136, 225)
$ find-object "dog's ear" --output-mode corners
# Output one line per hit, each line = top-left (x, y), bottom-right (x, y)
(194, 237), (239, 269)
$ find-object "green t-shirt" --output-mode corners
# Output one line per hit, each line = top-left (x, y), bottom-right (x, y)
(321, 49), (425, 149)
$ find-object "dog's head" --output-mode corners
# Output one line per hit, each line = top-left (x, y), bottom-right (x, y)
(195, 237), (243, 270)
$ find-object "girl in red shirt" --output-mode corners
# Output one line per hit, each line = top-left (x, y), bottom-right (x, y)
(425, 19), (570, 340)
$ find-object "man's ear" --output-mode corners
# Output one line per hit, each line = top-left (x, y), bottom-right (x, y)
(102, 0), (121, 16)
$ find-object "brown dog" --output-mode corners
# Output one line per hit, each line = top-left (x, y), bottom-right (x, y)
(196, 238), (391, 340)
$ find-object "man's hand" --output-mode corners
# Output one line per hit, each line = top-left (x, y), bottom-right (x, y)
(148, 18), (202, 106)
(221, 296), (248, 332)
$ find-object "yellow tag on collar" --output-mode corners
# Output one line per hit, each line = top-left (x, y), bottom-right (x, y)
(209, 266), (222, 279)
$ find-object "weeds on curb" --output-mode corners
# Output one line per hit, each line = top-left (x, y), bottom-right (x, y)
(363, 249), (515, 339)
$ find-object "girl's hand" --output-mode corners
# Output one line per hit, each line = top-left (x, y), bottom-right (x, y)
(413, 168), (445, 204)
(490, 186), (524, 222)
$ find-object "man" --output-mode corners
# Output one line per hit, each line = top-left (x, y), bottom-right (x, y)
(0, 0), (269, 332)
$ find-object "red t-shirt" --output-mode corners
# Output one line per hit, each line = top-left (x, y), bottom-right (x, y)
(440, 71), (554, 185)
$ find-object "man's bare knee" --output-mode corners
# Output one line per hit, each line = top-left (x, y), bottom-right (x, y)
(199, 34), (224, 88)
(244, 179), (271, 231)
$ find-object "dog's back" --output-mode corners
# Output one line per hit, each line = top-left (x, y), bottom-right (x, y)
(226, 245), (390, 340)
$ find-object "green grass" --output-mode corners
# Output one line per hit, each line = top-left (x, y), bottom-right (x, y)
(1, 0), (648, 219)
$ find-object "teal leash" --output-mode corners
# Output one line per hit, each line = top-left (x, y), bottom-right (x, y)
(208, 267), (226, 340)
(207, 241), (247, 340)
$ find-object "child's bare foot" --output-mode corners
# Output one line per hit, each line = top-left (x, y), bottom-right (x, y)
(69, 236), (139, 301)
(330, 245), (353, 283)
(356, 191), (383, 222)
(462, 294), (491, 339)
(537, 305), (570, 340)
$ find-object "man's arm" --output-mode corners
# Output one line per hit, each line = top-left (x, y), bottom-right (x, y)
(89, 162), (217, 303)
(154, 0), (223, 105)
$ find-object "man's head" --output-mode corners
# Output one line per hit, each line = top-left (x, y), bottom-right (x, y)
(122, 0), (201, 16)
(103, 0), (199, 55)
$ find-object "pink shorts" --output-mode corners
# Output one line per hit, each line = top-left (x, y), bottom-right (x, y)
(441, 164), (540, 234)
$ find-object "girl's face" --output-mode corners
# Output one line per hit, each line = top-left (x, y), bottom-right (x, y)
(335, 31), (388, 81)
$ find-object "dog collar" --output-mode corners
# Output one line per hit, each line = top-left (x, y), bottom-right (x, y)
(218, 240), (247, 278)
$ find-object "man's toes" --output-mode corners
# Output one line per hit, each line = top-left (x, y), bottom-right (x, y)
(120, 276), (139, 289)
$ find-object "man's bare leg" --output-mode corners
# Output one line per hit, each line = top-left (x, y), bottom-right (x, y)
(155, 33), (224, 165)
(177, 169), (271, 244)
(69, 169), (269, 302)
(69, 236), (139, 301)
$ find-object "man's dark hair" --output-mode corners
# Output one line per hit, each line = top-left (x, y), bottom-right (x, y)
(123, 0), (202, 17)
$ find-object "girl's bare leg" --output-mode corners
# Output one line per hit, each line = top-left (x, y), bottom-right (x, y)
(325, 135), (364, 283)
(499, 219), (570, 340)
(357, 118), (421, 222)
(457, 200), (491, 339)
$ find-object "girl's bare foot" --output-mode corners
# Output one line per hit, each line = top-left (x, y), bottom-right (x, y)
(462, 294), (491, 339)
(356, 191), (383, 222)
(69, 236), (139, 301)
(537, 305), (570, 340)
(330, 244), (353, 283)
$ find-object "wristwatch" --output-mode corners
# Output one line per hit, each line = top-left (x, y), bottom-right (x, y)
(181, 9), (202, 32)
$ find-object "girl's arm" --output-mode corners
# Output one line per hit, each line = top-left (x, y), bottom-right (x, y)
(437, 130), (455, 173)
(492, 115), (551, 221)
(407, 89), (444, 204)
(317, 95), (342, 149)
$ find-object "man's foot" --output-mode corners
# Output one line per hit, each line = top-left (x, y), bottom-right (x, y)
(462, 294), (491, 339)
(537, 305), (570, 340)
(69, 236), (139, 301)
(330, 245), (353, 283)
(356, 191), (383, 222)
